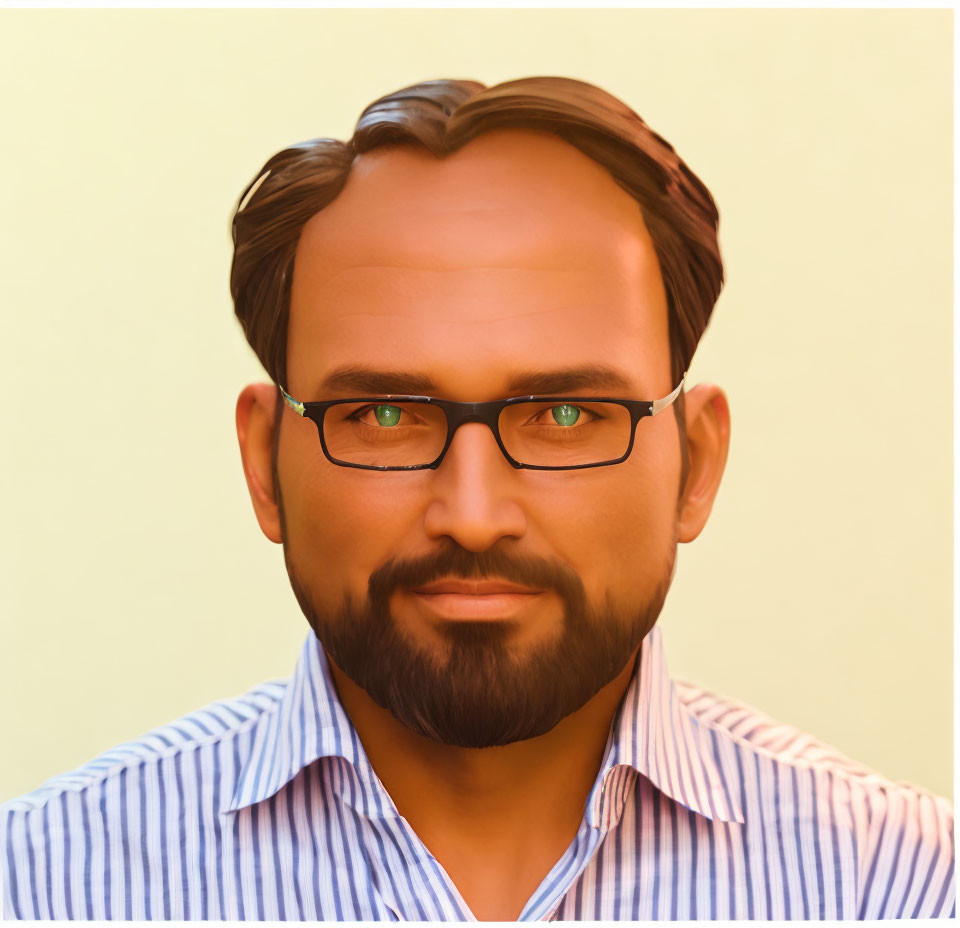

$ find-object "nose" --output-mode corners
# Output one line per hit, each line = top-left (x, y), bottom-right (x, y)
(422, 421), (527, 552)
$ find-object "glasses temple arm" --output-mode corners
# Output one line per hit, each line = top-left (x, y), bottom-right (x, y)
(650, 375), (686, 416)
(279, 385), (306, 417)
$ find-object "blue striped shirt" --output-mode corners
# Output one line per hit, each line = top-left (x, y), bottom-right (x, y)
(2, 625), (954, 920)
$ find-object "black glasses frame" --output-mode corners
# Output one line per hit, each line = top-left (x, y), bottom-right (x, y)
(278, 377), (685, 471)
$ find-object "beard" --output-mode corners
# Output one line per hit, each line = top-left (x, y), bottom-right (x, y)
(276, 483), (677, 749)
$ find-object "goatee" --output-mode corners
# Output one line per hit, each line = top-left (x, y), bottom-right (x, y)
(280, 499), (676, 748)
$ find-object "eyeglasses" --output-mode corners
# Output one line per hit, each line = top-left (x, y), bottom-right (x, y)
(278, 375), (686, 471)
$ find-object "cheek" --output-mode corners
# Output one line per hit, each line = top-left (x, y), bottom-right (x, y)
(280, 449), (411, 597)
(541, 442), (678, 596)
(586, 486), (673, 585)
(281, 417), (389, 534)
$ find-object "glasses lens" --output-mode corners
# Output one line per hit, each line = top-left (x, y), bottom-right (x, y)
(323, 400), (448, 467)
(499, 400), (632, 467)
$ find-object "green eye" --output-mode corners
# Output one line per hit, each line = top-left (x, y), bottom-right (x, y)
(551, 404), (581, 426)
(373, 405), (403, 427)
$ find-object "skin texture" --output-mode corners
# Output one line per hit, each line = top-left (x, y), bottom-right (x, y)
(236, 128), (731, 920)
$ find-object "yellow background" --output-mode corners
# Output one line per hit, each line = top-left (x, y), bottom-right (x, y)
(0, 9), (952, 802)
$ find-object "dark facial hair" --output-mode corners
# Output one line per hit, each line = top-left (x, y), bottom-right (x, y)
(275, 479), (676, 749)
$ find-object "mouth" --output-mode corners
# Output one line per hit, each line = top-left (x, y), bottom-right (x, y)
(411, 579), (543, 595)
(408, 579), (544, 620)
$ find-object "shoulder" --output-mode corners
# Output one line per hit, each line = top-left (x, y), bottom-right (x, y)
(677, 678), (883, 777)
(677, 679), (955, 919)
(1, 680), (287, 815)
(0, 679), (292, 919)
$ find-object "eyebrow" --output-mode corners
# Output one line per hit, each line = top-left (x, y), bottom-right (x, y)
(313, 363), (636, 398)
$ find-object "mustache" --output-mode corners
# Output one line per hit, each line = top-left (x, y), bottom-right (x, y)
(367, 538), (588, 610)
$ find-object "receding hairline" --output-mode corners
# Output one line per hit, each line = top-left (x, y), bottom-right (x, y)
(293, 126), (663, 293)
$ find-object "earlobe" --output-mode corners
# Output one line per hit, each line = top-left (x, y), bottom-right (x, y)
(236, 383), (284, 545)
(676, 384), (731, 544)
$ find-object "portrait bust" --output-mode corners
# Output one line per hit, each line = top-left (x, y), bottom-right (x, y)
(1, 74), (953, 921)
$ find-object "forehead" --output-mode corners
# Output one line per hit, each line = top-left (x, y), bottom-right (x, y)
(287, 128), (671, 399)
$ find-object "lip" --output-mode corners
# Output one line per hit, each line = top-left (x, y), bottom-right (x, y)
(410, 579), (543, 595)
(410, 589), (543, 620)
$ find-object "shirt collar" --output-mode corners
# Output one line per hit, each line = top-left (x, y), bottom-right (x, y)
(220, 631), (396, 818)
(221, 624), (743, 825)
(587, 624), (745, 827)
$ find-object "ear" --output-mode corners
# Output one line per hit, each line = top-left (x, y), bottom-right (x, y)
(676, 383), (731, 544)
(236, 382), (283, 544)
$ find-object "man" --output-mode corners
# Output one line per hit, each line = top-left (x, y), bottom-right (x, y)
(1, 76), (954, 921)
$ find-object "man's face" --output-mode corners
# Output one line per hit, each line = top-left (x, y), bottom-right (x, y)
(277, 128), (683, 748)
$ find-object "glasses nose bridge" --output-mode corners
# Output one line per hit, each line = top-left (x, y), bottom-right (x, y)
(437, 399), (511, 467)
(444, 399), (503, 439)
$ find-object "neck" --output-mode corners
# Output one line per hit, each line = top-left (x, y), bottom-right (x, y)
(325, 646), (640, 914)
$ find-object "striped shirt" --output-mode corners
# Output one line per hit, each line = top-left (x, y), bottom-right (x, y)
(2, 625), (954, 920)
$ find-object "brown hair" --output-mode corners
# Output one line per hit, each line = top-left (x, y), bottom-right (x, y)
(230, 77), (725, 496)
